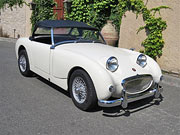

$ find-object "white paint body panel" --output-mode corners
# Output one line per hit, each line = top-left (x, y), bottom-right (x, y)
(15, 37), (162, 100)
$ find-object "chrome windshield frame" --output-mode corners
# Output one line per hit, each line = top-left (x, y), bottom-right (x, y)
(50, 27), (55, 49)
(50, 27), (106, 49)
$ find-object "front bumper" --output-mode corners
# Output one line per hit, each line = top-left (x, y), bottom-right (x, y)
(98, 85), (163, 108)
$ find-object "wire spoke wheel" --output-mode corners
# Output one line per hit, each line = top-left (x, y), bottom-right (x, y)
(72, 77), (87, 104)
(69, 69), (98, 111)
(18, 50), (32, 77)
(19, 55), (27, 72)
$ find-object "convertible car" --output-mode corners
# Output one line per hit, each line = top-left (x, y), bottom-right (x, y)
(15, 20), (163, 111)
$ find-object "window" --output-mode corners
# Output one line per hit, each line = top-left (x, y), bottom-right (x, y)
(54, 28), (71, 35)
(34, 27), (51, 35)
(33, 27), (51, 44)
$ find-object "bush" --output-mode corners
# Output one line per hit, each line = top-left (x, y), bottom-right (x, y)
(30, 0), (56, 31)
(66, 0), (168, 60)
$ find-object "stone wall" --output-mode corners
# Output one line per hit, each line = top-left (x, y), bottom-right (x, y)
(0, 0), (32, 38)
(119, 0), (180, 75)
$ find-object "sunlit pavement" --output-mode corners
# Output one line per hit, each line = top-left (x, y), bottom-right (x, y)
(0, 40), (179, 135)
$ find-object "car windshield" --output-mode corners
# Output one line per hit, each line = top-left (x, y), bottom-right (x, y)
(53, 27), (106, 45)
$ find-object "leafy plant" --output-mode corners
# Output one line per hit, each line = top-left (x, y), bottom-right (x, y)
(65, 0), (118, 30)
(0, 0), (168, 60)
(0, 0), (24, 9)
(66, 0), (169, 60)
(30, 0), (56, 31)
(117, 0), (169, 60)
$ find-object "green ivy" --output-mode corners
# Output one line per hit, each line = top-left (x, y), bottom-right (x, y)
(30, 0), (56, 31)
(116, 0), (168, 60)
(66, 0), (169, 60)
(65, 0), (119, 30)
(1, 0), (168, 60)
(0, 0), (24, 9)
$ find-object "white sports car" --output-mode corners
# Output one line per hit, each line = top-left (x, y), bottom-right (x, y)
(15, 20), (163, 111)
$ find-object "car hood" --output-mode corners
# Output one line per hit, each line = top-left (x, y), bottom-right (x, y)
(57, 43), (159, 82)
(59, 43), (139, 61)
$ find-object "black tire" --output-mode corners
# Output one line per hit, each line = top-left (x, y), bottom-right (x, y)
(69, 69), (98, 111)
(18, 50), (32, 77)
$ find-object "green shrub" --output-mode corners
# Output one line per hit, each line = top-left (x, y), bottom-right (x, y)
(66, 0), (169, 60)
(0, 0), (24, 9)
(30, 0), (56, 31)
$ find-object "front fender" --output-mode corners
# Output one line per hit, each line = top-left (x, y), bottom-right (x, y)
(52, 48), (114, 100)
(146, 56), (162, 83)
(15, 38), (34, 68)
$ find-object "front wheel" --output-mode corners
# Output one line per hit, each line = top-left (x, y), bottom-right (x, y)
(69, 69), (98, 111)
(18, 50), (32, 77)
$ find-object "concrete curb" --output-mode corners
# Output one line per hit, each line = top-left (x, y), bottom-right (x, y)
(0, 37), (17, 43)
(0, 37), (179, 87)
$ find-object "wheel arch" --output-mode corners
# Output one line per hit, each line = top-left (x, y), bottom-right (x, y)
(17, 46), (33, 77)
(18, 45), (26, 55)
(67, 66), (91, 90)
(67, 65), (113, 100)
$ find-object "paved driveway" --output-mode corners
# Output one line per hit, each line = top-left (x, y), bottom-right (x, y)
(0, 40), (180, 135)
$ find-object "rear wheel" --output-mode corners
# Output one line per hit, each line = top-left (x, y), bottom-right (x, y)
(69, 69), (98, 111)
(18, 50), (32, 77)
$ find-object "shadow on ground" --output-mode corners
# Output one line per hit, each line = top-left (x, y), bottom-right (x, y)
(33, 73), (164, 115)
(102, 95), (163, 117)
(35, 75), (71, 98)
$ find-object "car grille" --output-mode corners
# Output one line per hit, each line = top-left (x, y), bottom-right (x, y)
(122, 74), (153, 94)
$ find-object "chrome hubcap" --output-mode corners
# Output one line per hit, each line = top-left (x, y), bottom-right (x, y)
(72, 77), (87, 104)
(19, 55), (27, 72)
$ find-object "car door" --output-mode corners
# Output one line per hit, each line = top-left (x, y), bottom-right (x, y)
(31, 41), (51, 74)
(30, 27), (51, 75)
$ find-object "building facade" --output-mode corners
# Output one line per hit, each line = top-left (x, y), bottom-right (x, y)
(0, 0), (179, 75)
(119, 0), (180, 75)
(0, 0), (64, 38)
(0, 0), (32, 38)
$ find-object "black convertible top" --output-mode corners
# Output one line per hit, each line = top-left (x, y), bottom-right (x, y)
(35, 20), (98, 30)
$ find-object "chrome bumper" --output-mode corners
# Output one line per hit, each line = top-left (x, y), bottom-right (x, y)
(98, 85), (163, 108)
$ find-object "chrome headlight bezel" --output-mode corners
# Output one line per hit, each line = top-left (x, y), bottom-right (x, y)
(136, 54), (147, 68)
(106, 56), (119, 72)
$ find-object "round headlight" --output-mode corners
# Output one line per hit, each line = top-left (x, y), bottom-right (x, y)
(137, 54), (147, 68)
(106, 57), (119, 72)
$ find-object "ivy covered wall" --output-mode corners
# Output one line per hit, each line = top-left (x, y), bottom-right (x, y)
(119, 0), (180, 74)
(0, 0), (24, 9)
(0, 0), (179, 74)
(31, 0), (56, 31)
(66, 0), (169, 60)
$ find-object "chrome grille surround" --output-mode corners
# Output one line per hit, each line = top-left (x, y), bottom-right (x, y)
(121, 74), (153, 94)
